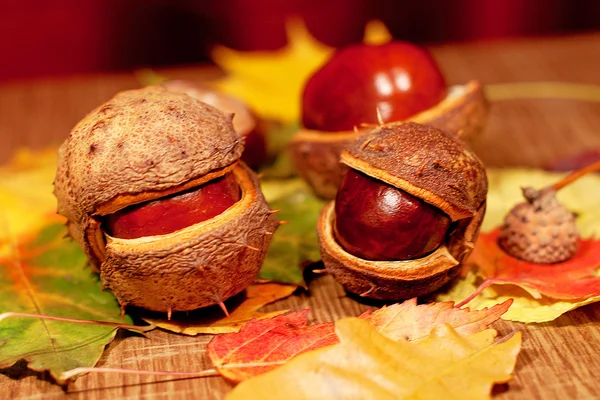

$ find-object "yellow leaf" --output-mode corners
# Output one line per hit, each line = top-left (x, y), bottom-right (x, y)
(227, 318), (521, 400)
(211, 19), (392, 122)
(142, 283), (296, 335)
(0, 148), (63, 257)
(438, 271), (600, 323)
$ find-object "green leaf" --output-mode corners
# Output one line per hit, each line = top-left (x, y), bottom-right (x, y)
(0, 223), (132, 385)
(260, 179), (326, 285)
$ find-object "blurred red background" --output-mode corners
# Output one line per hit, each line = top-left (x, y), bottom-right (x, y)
(2, 0), (600, 82)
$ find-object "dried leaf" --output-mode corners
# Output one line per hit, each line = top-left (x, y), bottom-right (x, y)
(226, 318), (522, 400)
(211, 20), (392, 122)
(468, 230), (600, 300)
(259, 178), (326, 285)
(438, 270), (600, 323)
(208, 298), (510, 382)
(0, 224), (132, 385)
(141, 283), (296, 335)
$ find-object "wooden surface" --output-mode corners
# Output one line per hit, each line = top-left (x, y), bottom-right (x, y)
(2, 33), (600, 399)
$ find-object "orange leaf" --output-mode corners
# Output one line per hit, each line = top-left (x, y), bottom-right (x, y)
(207, 298), (511, 382)
(141, 283), (296, 335)
(467, 229), (600, 301)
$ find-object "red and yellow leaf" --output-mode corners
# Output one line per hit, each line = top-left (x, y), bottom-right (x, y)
(208, 298), (511, 382)
(226, 319), (522, 400)
(469, 229), (600, 300)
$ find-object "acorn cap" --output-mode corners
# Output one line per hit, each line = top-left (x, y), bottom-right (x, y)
(342, 122), (487, 221)
(289, 80), (488, 199)
(54, 85), (243, 228)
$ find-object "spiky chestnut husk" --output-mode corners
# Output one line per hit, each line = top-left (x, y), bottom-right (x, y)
(161, 80), (267, 169)
(317, 122), (487, 300)
(54, 86), (278, 312)
(289, 81), (488, 199)
(498, 187), (578, 264)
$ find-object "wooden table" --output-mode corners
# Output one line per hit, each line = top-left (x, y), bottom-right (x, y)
(3, 33), (600, 399)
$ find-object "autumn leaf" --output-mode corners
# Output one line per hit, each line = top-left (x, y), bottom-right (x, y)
(226, 318), (522, 400)
(208, 298), (511, 382)
(211, 19), (392, 122)
(439, 270), (600, 323)
(140, 283), (296, 335)
(0, 223), (132, 385)
(0, 148), (62, 256)
(467, 229), (600, 300)
(258, 178), (326, 285)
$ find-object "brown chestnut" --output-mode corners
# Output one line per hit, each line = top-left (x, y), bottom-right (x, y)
(333, 169), (451, 261)
(54, 86), (279, 313)
(289, 41), (488, 199)
(317, 122), (487, 300)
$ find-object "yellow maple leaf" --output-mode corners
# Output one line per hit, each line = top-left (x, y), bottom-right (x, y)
(211, 19), (392, 122)
(227, 318), (521, 400)
(0, 148), (63, 257)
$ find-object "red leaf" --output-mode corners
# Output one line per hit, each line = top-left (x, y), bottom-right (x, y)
(468, 229), (600, 300)
(207, 298), (511, 382)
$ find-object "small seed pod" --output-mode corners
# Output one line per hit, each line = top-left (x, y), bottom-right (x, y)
(53, 86), (279, 313)
(498, 187), (578, 264)
(317, 122), (488, 300)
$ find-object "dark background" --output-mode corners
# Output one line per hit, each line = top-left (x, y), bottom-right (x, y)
(2, 0), (600, 82)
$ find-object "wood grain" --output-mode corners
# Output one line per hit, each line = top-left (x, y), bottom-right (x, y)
(3, 33), (600, 399)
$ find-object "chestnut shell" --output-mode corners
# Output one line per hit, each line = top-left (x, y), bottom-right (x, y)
(289, 80), (488, 199)
(54, 86), (278, 312)
(317, 122), (487, 300)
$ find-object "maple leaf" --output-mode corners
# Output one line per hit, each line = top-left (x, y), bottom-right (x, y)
(140, 283), (296, 335)
(259, 178), (326, 286)
(226, 318), (522, 400)
(210, 19), (392, 122)
(207, 298), (511, 382)
(0, 223), (132, 385)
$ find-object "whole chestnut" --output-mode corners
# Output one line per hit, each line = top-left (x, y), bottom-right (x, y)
(302, 42), (447, 132)
(289, 41), (488, 199)
(161, 80), (267, 169)
(317, 122), (487, 300)
(53, 86), (279, 313)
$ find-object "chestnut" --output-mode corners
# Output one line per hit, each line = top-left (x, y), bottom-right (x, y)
(53, 86), (279, 313)
(317, 122), (488, 300)
(161, 80), (267, 170)
(289, 41), (488, 199)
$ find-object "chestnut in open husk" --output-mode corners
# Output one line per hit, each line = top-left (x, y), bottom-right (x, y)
(53, 86), (279, 313)
(317, 122), (488, 300)
(289, 41), (488, 199)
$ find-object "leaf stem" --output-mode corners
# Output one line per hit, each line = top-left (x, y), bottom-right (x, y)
(0, 312), (154, 332)
(455, 279), (493, 309)
(551, 160), (600, 191)
(62, 366), (220, 382)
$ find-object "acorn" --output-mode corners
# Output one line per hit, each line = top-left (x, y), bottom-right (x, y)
(53, 86), (279, 314)
(498, 160), (600, 264)
(289, 41), (488, 199)
(317, 122), (488, 300)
